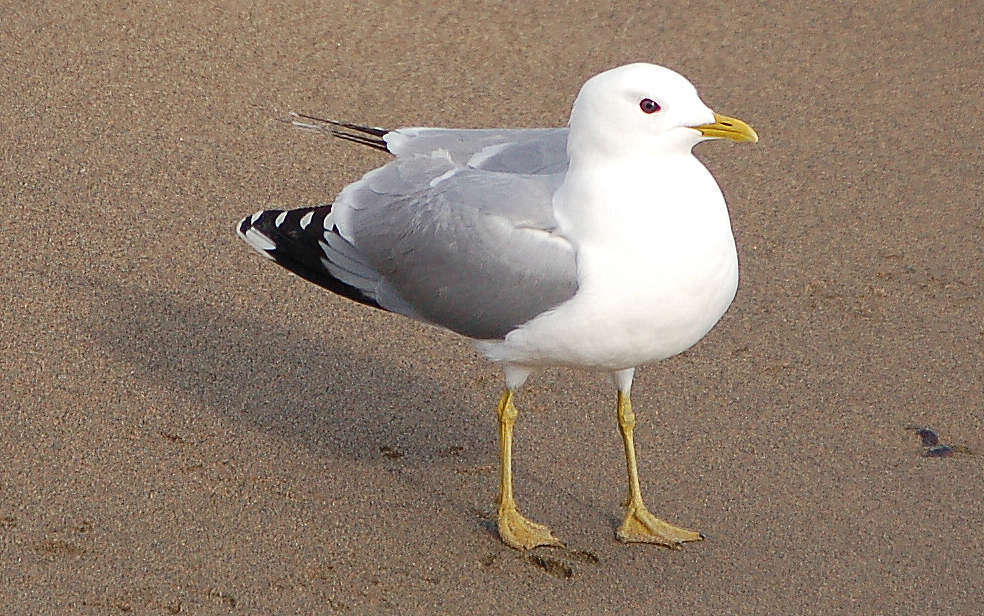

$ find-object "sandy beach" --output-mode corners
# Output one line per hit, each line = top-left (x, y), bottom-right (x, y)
(3, 1), (982, 613)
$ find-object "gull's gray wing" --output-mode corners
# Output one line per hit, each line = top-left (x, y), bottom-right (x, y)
(384, 127), (569, 175)
(334, 128), (576, 339)
(290, 115), (568, 175)
(239, 125), (577, 340)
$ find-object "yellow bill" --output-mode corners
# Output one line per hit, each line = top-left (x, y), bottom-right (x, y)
(693, 113), (758, 143)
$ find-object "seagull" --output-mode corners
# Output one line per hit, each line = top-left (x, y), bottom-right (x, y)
(237, 63), (757, 549)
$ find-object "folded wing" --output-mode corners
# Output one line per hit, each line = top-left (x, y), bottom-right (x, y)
(239, 124), (578, 340)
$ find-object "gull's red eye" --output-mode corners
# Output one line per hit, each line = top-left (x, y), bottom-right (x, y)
(639, 98), (661, 114)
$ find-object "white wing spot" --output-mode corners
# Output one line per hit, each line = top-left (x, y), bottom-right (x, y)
(300, 211), (314, 229)
(244, 227), (277, 256)
(467, 142), (510, 168)
(429, 168), (458, 187)
(275, 211), (288, 227)
(249, 210), (265, 225)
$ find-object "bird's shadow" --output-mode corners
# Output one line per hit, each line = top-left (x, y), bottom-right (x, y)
(77, 273), (491, 466)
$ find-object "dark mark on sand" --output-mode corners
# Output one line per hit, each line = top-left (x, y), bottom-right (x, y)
(526, 552), (573, 579)
(379, 445), (404, 459)
(906, 425), (975, 457)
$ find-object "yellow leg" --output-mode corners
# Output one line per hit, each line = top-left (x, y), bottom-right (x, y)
(615, 392), (703, 548)
(495, 390), (562, 549)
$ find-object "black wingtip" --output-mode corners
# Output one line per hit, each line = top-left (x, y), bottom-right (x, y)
(290, 113), (391, 152)
(238, 206), (386, 313)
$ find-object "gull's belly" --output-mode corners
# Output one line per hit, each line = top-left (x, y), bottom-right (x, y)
(479, 234), (739, 370)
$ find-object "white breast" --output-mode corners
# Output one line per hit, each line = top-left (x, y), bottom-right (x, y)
(477, 155), (738, 370)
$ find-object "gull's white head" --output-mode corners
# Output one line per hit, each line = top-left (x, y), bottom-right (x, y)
(567, 63), (757, 159)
